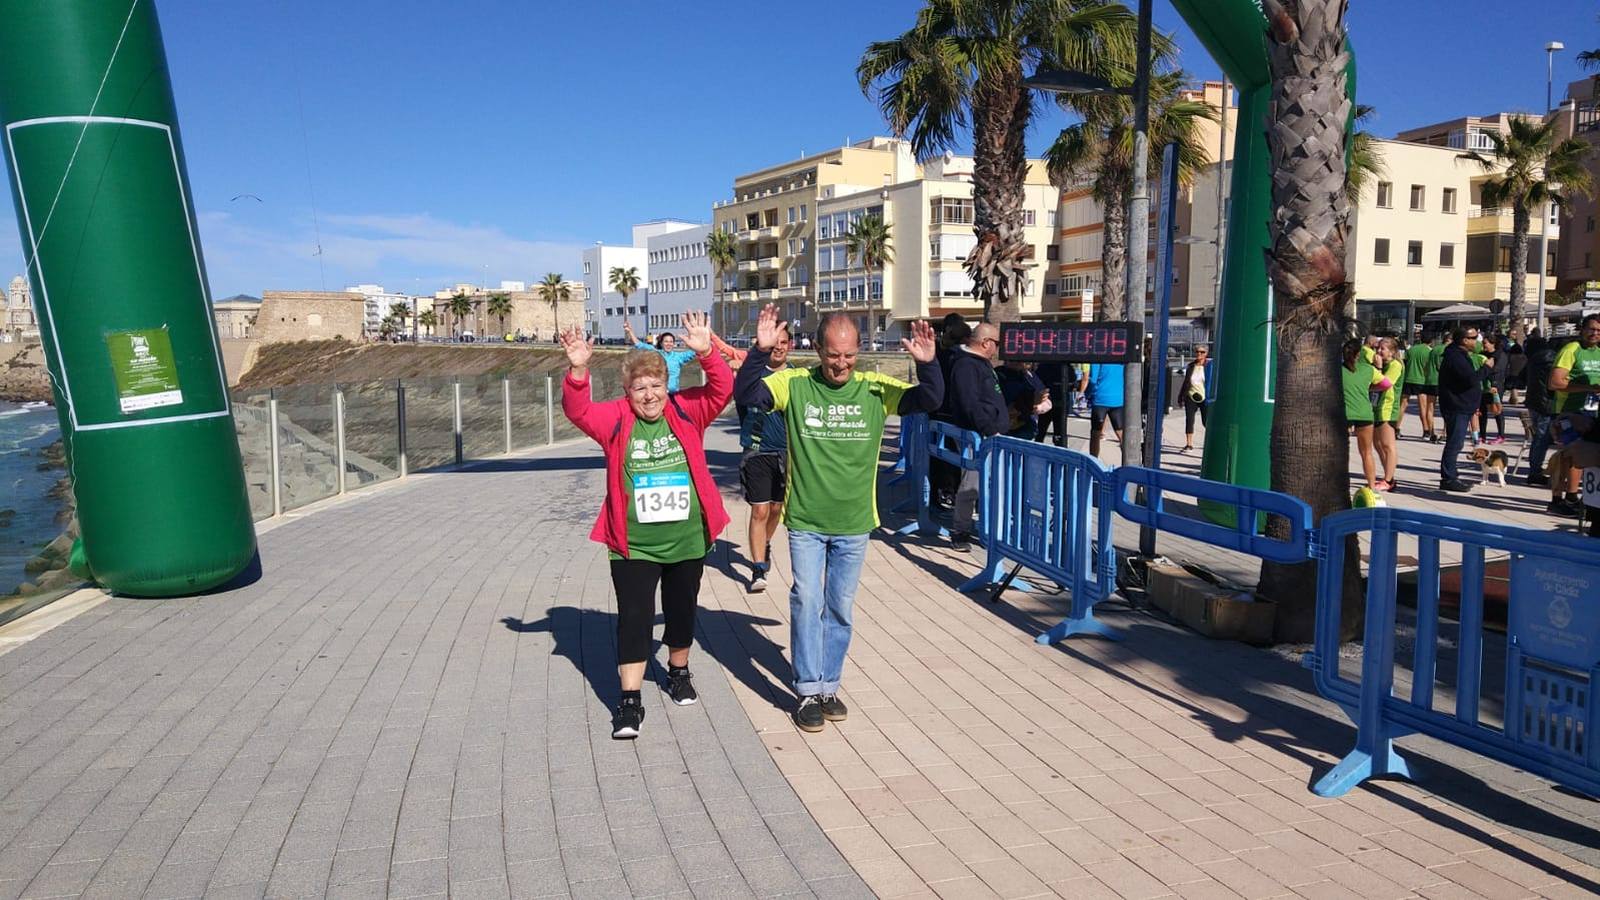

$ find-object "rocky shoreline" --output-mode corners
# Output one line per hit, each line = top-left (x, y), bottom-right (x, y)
(4, 439), (81, 599)
(0, 342), (53, 405)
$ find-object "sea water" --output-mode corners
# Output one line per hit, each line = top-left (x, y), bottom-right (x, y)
(0, 400), (65, 595)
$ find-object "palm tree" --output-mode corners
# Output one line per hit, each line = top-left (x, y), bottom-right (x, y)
(609, 266), (641, 333)
(1462, 117), (1594, 336)
(447, 292), (474, 339)
(1045, 69), (1214, 322)
(845, 214), (894, 346)
(417, 309), (438, 338)
(858, 0), (1139, 323)
(1256, 0), (1363, 643)
(486, 292), (514, 337)
(378, 316), (397, 340)
(538, 273), (570, 336)
(1344, 104), (1387, 204)
(706, 229), (738, 334)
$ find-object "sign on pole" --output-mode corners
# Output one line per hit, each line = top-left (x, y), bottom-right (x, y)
(1079, 289), (1094, 322)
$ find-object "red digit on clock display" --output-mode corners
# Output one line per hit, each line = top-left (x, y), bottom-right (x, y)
(1074, 328), (1091, 355)
(1038, 328), (1057, 356)
(1019, 328), (1036, 355)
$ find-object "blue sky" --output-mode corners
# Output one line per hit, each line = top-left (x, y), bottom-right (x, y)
(2, 0), (1597, 300)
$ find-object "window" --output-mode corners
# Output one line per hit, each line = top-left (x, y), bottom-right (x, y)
(1442, 188), (1457, 214)
(1589, 216), (1596, 233)
(818, 246), (832, 271)
(1048, 210), (1058, 228)
(833, 212), (848, 236)
(1440, 243), (1455, 267)
(1062, 274), (1082, 293)
(583, 261), (591, 275)
(1022, 210), (1037, 227)
(1376, 182), (1393, 208)
(929, 197), (975, 225)
(818, 216), (832, 240)
(788, 239), (797, 255)
(1047, 244), (1060, 261)
(1044, 280), (1058, 296)
(800, 204), (808, 221)
(848, 278), (865, 302)
(787, 206), (796, 224)
(1374, 238), (1390, 264)
(1407, 241), (1422, 266)
(1409, 185), (1425, 211)
(869, 276), (883, 301)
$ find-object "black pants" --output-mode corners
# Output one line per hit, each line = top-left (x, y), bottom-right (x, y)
(1182, 396), (1208, 436)
(610, 557), (704, 665)
(1034, 388), (1068, 445)
(1478, 396), (1504, 437)
(1441, 412), (1471, 484)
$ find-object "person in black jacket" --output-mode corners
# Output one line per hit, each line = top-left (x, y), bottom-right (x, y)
(1523, 332), (1559, 485)
(945, 323), (1007, 551)
(1437, 326), (1487, 492)
(930, 314), (972, 508)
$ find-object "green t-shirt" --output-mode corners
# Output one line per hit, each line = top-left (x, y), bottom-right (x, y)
(1553, 341), (1600, 413)
(1342, 360), (1380, 422)
(1423, 343), (1444, 386)
(763, 366), (910, 535)
(1402, 344), (1430, 385)
(613, 417), (706, 563)
(1374, 360), (1404, 422)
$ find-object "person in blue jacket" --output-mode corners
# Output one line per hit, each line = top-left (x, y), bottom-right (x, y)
(624, 321), (698, 392)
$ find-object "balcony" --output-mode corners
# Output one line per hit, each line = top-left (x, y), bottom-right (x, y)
(1468, 207), (1560, 239)
(758, 257), (782, 272)
(737, 259), (759, 273)
(779, 286), (807, 299)
(757, 288), (782, 302)
(754, 225), (782, 240)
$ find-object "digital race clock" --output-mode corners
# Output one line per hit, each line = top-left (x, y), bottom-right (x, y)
(998, 322), (1145, 363)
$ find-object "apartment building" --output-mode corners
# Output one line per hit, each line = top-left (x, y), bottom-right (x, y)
(582, 220), (700, 340)
(1552, 78), (1600, 298)
(645, 223), (712, 335)
(711, 137), (917, 337)
(1057, 81), (1240, 332)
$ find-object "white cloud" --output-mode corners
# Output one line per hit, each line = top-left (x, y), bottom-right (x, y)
(195, 210), (589, 298)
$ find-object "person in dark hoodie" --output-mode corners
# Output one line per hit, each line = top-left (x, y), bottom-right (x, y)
(945, 323), (1007, 552)
(1437, 326), (1487, 493)
(930, 313), (972, 509)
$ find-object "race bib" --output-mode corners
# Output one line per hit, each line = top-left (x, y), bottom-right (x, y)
(633, 472), (691, 523)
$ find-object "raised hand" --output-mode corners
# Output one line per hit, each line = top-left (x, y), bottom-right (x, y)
(559, 326), (593, 370)
(755, 304), (781, 351)
(680, 310), (712, 355)
(622, 320), (637, 343)
(902, 319), (937, 363)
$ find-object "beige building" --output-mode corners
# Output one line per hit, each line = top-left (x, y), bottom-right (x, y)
(255, 291), (367, 343)
(428, 284), (587, 341)
(1551, 78), (1600, 299)
(212, 295), (260, 340)
(1057, 81), (1240, 328)
(712, 137), (919, 337)
(4, 275), (38, 341)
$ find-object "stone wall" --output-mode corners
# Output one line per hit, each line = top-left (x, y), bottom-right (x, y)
(255, 291), (366, 343)
(430, 290), (586, 341)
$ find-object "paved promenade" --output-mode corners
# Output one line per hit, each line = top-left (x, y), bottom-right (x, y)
(0, 411), (1595, 898)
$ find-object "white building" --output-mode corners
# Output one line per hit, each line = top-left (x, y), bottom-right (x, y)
(645, 223), (713, 336)
(582, 220), (701, 340)
(4, 275), (38, 341)
(345, 283), (418, 338)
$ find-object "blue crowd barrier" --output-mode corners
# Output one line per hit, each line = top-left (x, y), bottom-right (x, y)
(960, 437), (1117, 642)
(889, 414), (928, 516)
(1112, 467), (1313, 564)
(1307, 507), (1600, 798)
(894, 418), (985, 540)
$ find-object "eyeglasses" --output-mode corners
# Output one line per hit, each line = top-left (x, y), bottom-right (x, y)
(980, 337), (998, 347)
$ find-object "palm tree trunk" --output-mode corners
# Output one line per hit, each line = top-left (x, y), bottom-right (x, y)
(1098, 196), (1128, 322)
(1256, 0), (1364, 644)
(970, 58), (1029, 324)
(1509, 200), (1530, 331)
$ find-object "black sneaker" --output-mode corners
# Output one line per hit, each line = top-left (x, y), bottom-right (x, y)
(1440, 480), (1471, 493)
(1549, 498), (1582, 517)
(666, 668), (698, 706)
(819, 694), (847, 722)
(1527, 474), (1550, 488)
(950, 531), (974, 554)
(611, 698), (644, 739)
(793, 695), (824, 733)
(748, 563), (768, 594)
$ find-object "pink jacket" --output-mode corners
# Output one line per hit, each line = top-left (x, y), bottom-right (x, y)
(563, 348), (733, 557)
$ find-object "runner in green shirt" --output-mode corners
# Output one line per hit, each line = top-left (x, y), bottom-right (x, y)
(1549, 315), (1600, 414)
(735, 303), (942, 733)
(1372, 338), (1405, 491)
(1399, 335), (1437, 442)
(1342, 338), (1387, 492)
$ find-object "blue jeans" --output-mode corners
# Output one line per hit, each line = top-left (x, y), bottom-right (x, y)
(1527, 413), (1553, 479)
(788, 530), (869, 697)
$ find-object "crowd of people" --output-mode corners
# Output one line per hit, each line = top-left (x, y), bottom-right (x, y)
(1346, 316), (1600, 521)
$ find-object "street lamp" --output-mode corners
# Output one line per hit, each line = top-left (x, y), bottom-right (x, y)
(1538, 40), (1564, 336)
(1026, 0), (1152, 470)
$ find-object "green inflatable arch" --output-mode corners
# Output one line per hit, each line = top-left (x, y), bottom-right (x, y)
(1168, 0), (1355, 507)
(1168, 0), (1278, 498)
(0, 0), (256, 596)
